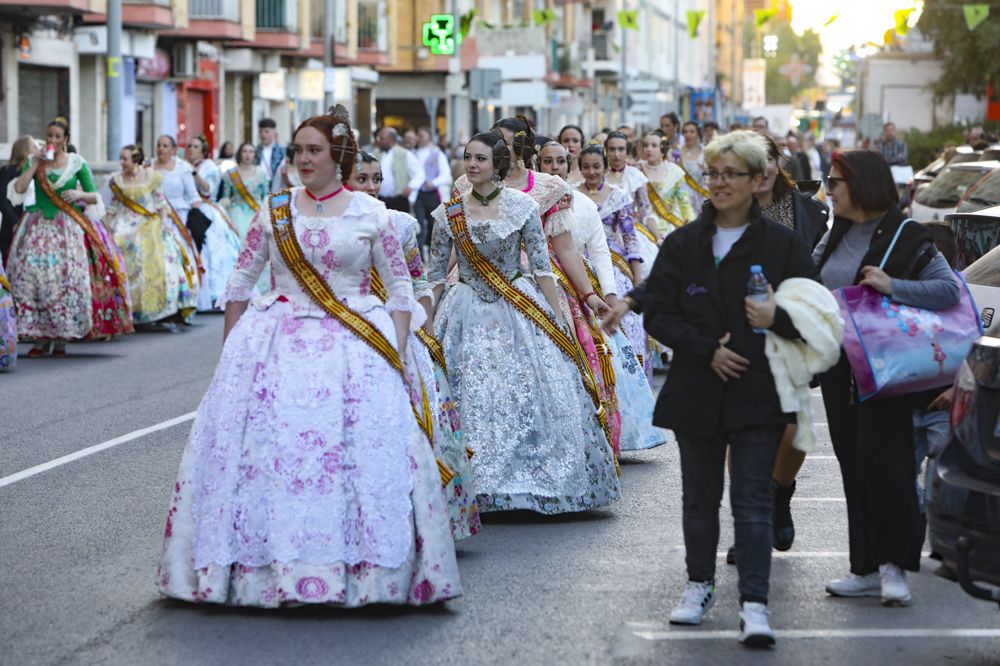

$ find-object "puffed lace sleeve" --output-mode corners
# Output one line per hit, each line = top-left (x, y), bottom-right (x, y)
(634, 182), (652, 225)
(582, 212), (619, 297)
(543, 194), (575, 237)
(396, 212), (432, 302)
(521, 210), (556, 281)
(220, 201), (271, 306)
(618, 202), (643, 262)
(426, 204), (453, 288)
(5, 162), (29, 206)
(373, 207), (426, 331)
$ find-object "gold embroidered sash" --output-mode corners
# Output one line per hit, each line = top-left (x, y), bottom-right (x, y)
(200, 197), (242, 238)
(635, 219), (660, 243)
(681, 165), (711, 198)
(646, 183), (686, 229)
(35, 171), (131, 321)
(110, 179), (157, 218)
(610, 250), (634, 283)
(0, 273), (12, 293)
(164, 204), (202, 288)
(445, 197), (607, 427)
(370, 268), (448, 376)
(268, 190), (451, 484)
(227, 168), (261, 212)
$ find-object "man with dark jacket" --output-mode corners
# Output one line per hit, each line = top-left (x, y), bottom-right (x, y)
(637, 131), (819, 647)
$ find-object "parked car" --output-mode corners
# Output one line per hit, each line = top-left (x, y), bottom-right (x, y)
(926, 248), (1000, 606)
(911, 147), (983, 203)
(957, 169), (1000, 214)
(911, 161), (999, 223)
(947, 204), (1000, 269)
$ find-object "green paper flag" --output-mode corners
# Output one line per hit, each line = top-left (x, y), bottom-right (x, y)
(754, 8), (776, 28)
(963, 4), (989, 31)
(894, 8), (913, 35)
(532, 8), (556, 26)
(687, 10), (705, 39)
(618, 9), (639, 30)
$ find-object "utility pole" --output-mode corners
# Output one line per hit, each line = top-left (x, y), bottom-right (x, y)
(106, 0), (122, 161)
(323, 0), (336, 111)
(620, 4), (628, 125)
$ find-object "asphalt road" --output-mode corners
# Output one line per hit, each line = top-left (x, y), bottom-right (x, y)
(2, 316), (999, 666)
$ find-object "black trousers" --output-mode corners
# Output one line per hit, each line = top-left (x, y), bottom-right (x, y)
(413, 189), (441, 248)
(379, 195), (411, 214)
(819, 352), (926, 574)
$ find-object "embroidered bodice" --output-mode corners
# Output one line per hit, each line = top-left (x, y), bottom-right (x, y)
(454, 171), (573, 236)
(642, 160), (696, 223)
(386, 208), (431, 302)
(223, 165), (269, 211)
(428, 188), (554, 303)
(595, 185), (641, 262)
(223, 188), (423, 328)
(109, 170), (167, 217)
(610, 164), (651, 224)
(6, 153), (98, 220)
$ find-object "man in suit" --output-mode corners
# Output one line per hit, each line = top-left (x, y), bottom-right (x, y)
(255, 118), (286, 192)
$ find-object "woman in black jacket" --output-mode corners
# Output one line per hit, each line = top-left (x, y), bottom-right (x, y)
(0, 135), (34, 263)
(817, 150), (960, 607)
(643, 130), (818, 647)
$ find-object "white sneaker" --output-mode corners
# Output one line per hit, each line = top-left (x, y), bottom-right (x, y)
(738, 602), (776, 647)
(669, 580), (716, 625)
(825, 572), (881, 597)
(879, 563), (912, 606)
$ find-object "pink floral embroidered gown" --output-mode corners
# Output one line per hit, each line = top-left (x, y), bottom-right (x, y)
(157, 189), (461, 607)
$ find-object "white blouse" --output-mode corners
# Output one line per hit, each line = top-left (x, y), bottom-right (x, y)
(570, 190), (618, 297)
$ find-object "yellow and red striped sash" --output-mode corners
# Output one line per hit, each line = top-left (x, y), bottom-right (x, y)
(227, 168), (261, 212)
(370, 268), (449, 376)
(646, 182), (686, 230)
(268, 190), (452, 485)
(163, 204), (203, 288)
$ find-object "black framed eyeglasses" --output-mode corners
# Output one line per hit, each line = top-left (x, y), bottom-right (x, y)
(826, 176), (846, 189)
(703, 170), (752, 183)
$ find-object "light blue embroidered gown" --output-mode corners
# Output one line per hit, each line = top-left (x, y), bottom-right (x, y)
(428, 188), (620, 514)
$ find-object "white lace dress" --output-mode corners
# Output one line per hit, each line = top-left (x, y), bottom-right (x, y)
(157, 190), (461, 607)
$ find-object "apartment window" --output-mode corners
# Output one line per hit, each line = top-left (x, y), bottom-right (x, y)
(357, 0), (386, 51)
(257, 0), (287, 29)
(18, 65), (69, 141)
(310, 0), (347, 41)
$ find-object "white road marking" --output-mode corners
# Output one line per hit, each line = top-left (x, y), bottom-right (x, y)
(632, 628), (1000, 641)
(0, 412), (196, 489)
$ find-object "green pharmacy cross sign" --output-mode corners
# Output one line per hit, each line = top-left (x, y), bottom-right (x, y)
(423, 14), (461, 55)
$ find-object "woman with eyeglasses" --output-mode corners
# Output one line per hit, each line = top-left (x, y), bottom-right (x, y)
(643, 130), (818, 646)
(815, 150), (960, 607)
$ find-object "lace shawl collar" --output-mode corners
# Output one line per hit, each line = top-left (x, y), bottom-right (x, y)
(523, 171), (571, 213)
(47, 153), (85, 190)
(620, 164), (649, 193)
(113, 169), (163, 198)
(596, 184), (633, 218)
(432, 187), (539, 242)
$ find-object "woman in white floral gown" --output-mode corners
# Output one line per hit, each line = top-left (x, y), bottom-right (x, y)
(157, 107), (461, 608)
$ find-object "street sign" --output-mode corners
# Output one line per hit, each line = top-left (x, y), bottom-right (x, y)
(469, 68), (503, 100)
(423, 14), (458, 56)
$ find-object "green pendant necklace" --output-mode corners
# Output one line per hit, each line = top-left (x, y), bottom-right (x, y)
(470, 186), (502, 207)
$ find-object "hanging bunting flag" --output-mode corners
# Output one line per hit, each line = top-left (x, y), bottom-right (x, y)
(687, 10), (705, 39)
(532, 8), (556, 26)
(459, 8), (477, 39)
(618, 9), (639, 30)
(894, 8), (913, 35)
(824, 14), (840, 27)
(963, 4), (990, 31)
(754, 8), (776, 28)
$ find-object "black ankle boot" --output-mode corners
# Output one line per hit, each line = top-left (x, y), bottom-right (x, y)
(772, 479), (796, 551)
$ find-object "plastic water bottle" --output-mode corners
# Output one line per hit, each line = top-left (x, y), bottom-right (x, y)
(747, 265), (770, 334)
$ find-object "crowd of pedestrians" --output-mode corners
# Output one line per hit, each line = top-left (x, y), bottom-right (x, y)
(0, 108), (971, 650)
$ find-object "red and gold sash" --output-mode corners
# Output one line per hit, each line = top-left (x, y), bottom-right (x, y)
(646, 182), (686, 230)
(268, 190), (453, 485)
(35, 171), (131, 321)
(227, 168), (261, 212)
(445, 197), (608, 430)
(370, 268), (448, 376)
(163, 204), (203, 288)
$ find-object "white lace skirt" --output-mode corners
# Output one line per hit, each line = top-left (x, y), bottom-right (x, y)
(157, 300), (461, 607)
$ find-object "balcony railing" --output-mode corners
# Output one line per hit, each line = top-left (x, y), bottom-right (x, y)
(257, 0), (296, 30)
(189, 0), (238, 21)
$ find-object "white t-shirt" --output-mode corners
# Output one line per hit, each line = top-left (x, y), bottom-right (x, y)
(712, 224), (749, 265)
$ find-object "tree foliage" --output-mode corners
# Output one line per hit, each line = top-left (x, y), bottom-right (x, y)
(754, 20), (822, 104)
(917, 0), (1000, 99)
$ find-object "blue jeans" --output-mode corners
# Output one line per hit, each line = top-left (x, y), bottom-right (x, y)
(913, 408), (950, 512)
(676, 424), (784, 605)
